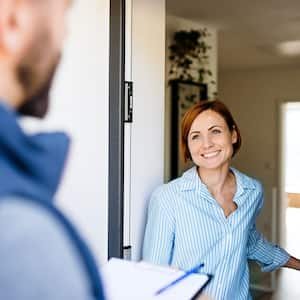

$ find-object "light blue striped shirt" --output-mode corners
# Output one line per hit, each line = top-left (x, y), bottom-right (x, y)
(143, 167), (290, 300)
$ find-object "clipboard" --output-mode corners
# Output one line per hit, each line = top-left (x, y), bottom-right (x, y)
(101, 258), (212, 300)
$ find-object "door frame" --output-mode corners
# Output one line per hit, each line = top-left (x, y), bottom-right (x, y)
(108, 0), (125, 258)
(277, 100), (300, 248)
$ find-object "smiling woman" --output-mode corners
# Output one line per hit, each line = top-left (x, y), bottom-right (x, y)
(142, 100), (300, 300)
(181, 101), (241, 168)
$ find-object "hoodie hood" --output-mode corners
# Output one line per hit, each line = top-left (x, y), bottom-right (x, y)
(0, 102), (70, 202)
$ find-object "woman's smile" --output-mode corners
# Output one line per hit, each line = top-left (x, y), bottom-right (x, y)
(201, 150), (221, 159)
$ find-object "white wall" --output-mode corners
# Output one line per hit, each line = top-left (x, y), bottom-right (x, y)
(130, 0), (166, 260)
(22, 0), (110, 264)
(164, 15), (218, 180)
(219, 66), (300, 245)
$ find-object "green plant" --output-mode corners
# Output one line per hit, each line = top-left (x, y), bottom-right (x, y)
(169, 29), (214, 85)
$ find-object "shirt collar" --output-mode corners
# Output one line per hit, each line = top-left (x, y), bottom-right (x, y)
(180, 166), (201, 192)
(180, 166), (257, 195)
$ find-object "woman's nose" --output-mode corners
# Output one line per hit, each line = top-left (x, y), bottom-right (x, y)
(202, 135), (213, 148)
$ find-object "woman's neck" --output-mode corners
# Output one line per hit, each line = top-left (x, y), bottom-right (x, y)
(197, 163), (233, 195)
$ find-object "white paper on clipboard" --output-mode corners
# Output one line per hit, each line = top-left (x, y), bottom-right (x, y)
(101, 258), (211, 300)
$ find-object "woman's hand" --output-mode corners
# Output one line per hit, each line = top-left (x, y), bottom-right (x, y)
(284, 256), (300, 271)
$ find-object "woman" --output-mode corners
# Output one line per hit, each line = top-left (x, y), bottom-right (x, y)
(143, 100), (300, 300)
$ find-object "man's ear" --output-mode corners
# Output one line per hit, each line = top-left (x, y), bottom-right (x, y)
(0, 0), (32, 57)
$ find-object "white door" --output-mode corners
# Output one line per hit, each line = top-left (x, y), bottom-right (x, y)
(123, 0), (166, 260)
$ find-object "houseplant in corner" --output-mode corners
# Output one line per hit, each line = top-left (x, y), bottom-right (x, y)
(168, 28), (216, 98)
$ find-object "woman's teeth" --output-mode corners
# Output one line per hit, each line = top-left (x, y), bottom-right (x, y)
(202, 151), (220, 158)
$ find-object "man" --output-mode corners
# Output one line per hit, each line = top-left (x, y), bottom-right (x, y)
(0, 1), (105, 299)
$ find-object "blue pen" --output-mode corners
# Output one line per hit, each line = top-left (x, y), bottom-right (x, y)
(154, 263), (204, 296)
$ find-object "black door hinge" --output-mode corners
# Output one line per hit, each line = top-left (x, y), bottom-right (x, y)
(124, 81), (133, 123)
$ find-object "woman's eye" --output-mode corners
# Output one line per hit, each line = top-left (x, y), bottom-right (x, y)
(212, 129), (221, 134)
(191, 134), (199, 140)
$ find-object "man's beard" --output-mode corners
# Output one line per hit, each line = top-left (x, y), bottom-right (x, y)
(18, 55), (59, 118)
(18, 63), (55, 118)
(16, 29), (61, 118)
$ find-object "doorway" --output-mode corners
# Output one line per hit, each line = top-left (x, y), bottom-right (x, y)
(276, 102), (300, 299)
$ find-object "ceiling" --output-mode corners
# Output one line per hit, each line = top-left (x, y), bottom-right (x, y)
(167, 0), (300, 71)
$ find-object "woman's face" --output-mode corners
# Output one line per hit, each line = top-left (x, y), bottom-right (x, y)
(187, 109), (237, 170)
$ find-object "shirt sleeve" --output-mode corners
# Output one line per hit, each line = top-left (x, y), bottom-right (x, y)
(246, 186), (290, 272)
(142, 188), (175, 266)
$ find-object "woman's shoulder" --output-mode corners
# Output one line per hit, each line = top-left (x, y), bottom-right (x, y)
(154, 167), (197, 195)
(149, 168), (195, 207)
(147, 181), (179, 214)
(151, 177), (182, 199)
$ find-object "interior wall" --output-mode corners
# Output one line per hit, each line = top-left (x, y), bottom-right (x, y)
(219, 66), (300, 245)
(164, 15), (218, 180)
(21, 0), (110, 264)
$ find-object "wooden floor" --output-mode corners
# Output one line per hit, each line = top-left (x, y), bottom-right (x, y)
(252, 208), (300, 300)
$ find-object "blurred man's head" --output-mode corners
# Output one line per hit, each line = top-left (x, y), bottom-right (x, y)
(0, 0), (71, 117)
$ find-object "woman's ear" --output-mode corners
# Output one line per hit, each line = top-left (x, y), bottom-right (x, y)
(231, 128), (238, 144)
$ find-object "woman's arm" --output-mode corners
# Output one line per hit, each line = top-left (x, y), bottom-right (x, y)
(142, 189), (175, 266)
(247, 223), (290, 272)
(247, 183), (293, 272)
